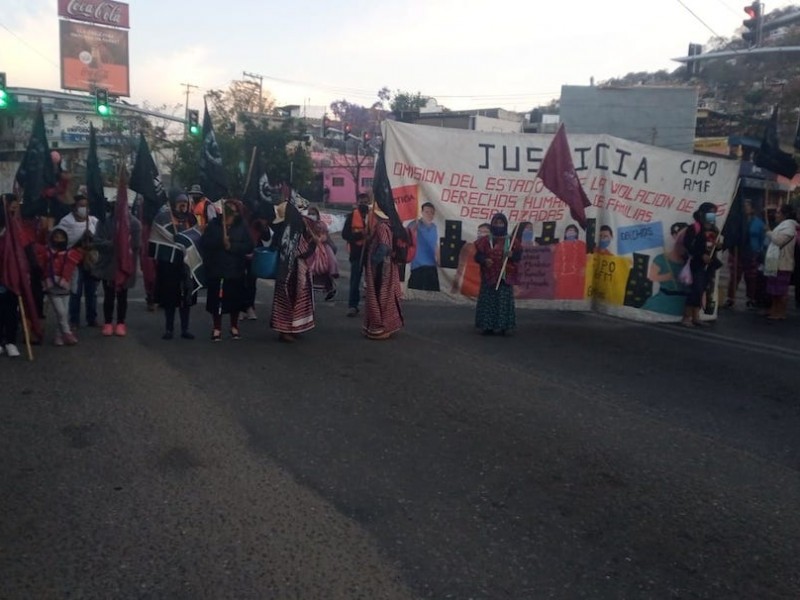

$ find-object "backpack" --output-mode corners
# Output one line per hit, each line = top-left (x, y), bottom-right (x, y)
(392, 222), (417, 264)
(673, 221), (701, 259)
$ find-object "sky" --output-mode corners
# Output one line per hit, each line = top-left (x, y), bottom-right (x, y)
(2, 0), (797, 117)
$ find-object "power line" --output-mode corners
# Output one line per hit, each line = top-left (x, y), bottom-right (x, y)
(674, 0), (724, 38)
(0, 22), (59, 68)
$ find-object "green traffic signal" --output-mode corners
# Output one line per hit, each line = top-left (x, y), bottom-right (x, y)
(96, 103), (110, 116)
(0, 89), (8, 110)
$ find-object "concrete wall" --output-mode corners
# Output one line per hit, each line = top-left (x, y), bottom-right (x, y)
(559, 85), (698, 153)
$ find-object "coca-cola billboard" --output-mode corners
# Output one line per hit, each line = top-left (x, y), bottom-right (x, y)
(58, 0), (130, 29)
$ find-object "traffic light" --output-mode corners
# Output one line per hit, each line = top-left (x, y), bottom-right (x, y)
(343, 122), (352, 139)
(0, 72), (8, 110)
(362, 130), (372, 145)
(322, 115), (330, 137)
(95, 87), (110, 116)
(187, 109), (200, 136)
(742, 2), (763, 47)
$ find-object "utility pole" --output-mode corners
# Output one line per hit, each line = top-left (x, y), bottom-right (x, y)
(242, 71), (264, 113)
(179, 82), (199, 139)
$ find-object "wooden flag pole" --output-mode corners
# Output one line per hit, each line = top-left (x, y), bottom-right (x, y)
(17, 296), (33, 361)
(242, 147), (257, 197)
(495, 222), (520, 291)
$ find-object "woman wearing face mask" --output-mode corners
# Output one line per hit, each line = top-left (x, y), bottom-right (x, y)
(681, 202), (721, 327)
(553, 223), (588, 299)
(473, 213), (522, 335)
(763, 204), (798, 321)
(151, 190), (198, 340)
(596, 225), (615, 255)
(35, 227), (83, 346)
(57, 194), (99, 330)
(200, 199), (254, 341)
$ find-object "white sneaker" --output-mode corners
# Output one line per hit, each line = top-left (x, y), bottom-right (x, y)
(5, 343), (20, 358)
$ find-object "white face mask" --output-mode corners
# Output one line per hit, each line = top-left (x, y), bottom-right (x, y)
(309, 214), (319, 222)
(76, 206), (88, 218)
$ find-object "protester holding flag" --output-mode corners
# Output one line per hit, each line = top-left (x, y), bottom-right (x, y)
(474, 213), (521, 336)
(362, 205), (404, 340)
(200, 199), (253, 341)
(151, 190), (198, 340)
(57, 195), (99, 330)
(269, 197), (316, 342)
(91, 196), (141, 337)
(723, 199), (765, 310)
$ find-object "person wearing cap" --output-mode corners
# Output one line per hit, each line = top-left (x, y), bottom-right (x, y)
(341, 193), (372, 316)
(362, 205), (404, 340)
(188, 184), (217, 230)
(57, 194), (99, 330)
(152, 190), (198, 339)
(91, 196), (141, 337)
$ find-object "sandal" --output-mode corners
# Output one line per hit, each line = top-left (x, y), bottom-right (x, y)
(230, 328), (241, 340)
(211, 329), (222, 342)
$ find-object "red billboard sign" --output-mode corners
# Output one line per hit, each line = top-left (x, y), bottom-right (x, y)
(59, 20), (130, 97)
(58, 0), (130, 29)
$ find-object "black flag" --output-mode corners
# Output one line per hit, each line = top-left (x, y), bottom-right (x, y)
(721, 194), (747, 252)
(372, 143), (407, 240)
(15, 102), (56, 218)
(242, 147), (275, 222)
(86, 123), (106, 223)
(129, 133), (167, 224)
(199, 101), (228, 201)
(754, 106), (798, 179)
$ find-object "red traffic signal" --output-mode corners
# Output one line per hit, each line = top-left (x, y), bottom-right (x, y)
(322, 115), (330, 137)
(344, 122), (352, 137)
(742, 2), (762, 46)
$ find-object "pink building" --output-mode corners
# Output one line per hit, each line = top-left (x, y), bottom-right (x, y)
(313, 150), (375, 206)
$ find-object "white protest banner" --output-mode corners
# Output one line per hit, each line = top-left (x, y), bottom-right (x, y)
(382, 120), (740, 322)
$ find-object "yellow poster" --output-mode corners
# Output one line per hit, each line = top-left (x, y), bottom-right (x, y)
(585, 254), (632, 306)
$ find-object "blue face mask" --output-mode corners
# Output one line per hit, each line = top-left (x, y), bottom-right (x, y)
(705, 212), (716, 225)
(521, 230), (534, 243)
(599, 239), (611, 250)
(565, 232), (578, 241)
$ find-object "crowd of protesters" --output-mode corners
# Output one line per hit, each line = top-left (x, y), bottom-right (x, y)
(2, 182), (798, 360)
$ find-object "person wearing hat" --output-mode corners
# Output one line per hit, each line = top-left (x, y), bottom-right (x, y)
(91, 196), (141, 337)
(188, 184), (217, 230)
(362, 205), (404, 340)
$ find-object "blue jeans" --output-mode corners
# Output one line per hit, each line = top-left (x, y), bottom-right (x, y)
(69, 267), (98, 326)
(348, 258), (364, 309)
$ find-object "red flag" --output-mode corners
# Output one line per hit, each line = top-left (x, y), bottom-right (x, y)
(113, 168), (134, 291)
(538, 123), (591, 229)
(1, 202), (42, 340)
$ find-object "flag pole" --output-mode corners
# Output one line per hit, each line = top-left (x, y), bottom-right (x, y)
(242, 146), (257, 197)
(495, 222), (520, 291)
(17, 296), (33, 361)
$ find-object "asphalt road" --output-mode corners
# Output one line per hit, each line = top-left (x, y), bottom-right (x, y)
(2, 266), (800, 599)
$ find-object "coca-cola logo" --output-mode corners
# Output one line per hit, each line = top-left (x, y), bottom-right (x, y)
(60, 0), (129, 28)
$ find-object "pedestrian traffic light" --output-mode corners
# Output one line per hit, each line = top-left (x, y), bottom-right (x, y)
(362, 130), (372, 145)
(0, 73), (8, 110)
(344, 122), (352, 139)
(322, 115), (330, 137)
(742, 2), (763, 47)
(187, 109), (200, 136)
(95, 87), (110, 116)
